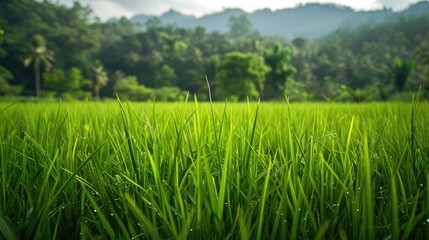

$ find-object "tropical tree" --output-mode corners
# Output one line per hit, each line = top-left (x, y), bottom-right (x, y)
(43, 67), (90, 97)
(0, 20), (21, 96)
(263, 44), (296, 99)
(0, 66), (22, 96)
(23, 34), (54, 98)
(0, 20), (5, 44)
(387, 58), (413, 92)
(145, 17), (163, 30)
(418, 41), (429, 80)
(227, 15), (258, 39)
(216, 51), (270, 100)
(114, 75), (151, 101)
(91, 61), (108, 98)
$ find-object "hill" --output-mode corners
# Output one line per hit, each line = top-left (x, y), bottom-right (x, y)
(125, 1), (429, 39)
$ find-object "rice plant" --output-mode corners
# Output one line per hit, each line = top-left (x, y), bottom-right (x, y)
(0, 100), (428, 239)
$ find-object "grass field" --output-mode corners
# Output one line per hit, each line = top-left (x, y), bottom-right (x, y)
(0, 100), (428, 239)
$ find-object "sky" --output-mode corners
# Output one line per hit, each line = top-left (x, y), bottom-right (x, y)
(53, 0), (424, 20)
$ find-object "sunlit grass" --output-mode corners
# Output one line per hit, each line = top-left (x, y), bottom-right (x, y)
(0, 100), (428, 239)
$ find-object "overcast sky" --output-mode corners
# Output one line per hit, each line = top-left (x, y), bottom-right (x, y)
(53, 0), (424, 20)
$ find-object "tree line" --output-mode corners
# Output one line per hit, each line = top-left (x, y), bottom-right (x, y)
(1, 0), (429, 101)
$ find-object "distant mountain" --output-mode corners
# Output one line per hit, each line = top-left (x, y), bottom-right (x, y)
(125, 1), (429, 39)
(160, 9), (196, 25)
(129, 9), (196, 26)
(400, 1), (429, 16)
(130, 10), (193, 25)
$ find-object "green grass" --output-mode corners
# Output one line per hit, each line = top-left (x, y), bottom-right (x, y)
(0, 100), (428, 239)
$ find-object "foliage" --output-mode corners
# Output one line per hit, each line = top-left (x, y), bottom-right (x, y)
(0, 0), (428, 100)
(227, 15), (259, 39)
(0, 19), (21, 96)
(43, 67), (90, 98)
(23, 34), (54, 98)
(153, 86), (184, 101)
(154, 64), (177, 87)
(262, 44), (296, 100)
(0, 66), (21, 96)
(417, 40), (429, 82)
(386, 58), (414, 92)
(0, 101), (428, 239)
(113, 74), (184, 101)
(91, 62), (109, 98)
(114, 75), (152, 101)
(216, 52), (270, 100)
(0, 20), (6, 57)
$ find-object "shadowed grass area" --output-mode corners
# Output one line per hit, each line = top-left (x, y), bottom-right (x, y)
(0, 100), (428, 239)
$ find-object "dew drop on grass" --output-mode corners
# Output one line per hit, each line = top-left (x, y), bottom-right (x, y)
(356, 209), (360, 212)
(190, 228), (193, 232)
(94, 209), (97, 213)
(426, 219), (429, 222)
(110, 213), (114, 217)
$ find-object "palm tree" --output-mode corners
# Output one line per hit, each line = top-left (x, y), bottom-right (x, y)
(23, 34), (54, 98)
(91, 62), (108, 98)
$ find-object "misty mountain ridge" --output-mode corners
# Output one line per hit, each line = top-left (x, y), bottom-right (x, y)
(114, 1), (429, 39)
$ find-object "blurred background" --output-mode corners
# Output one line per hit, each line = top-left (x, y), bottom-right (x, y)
(0, 0), (428, 101)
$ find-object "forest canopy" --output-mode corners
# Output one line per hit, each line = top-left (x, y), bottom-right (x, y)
(1, 0), (429, 101)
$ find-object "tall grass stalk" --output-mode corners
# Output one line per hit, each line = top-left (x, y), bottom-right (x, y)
(0, 101), (428, 239)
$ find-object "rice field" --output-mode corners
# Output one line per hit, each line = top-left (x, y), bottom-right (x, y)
(0, 99), (428, 239)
